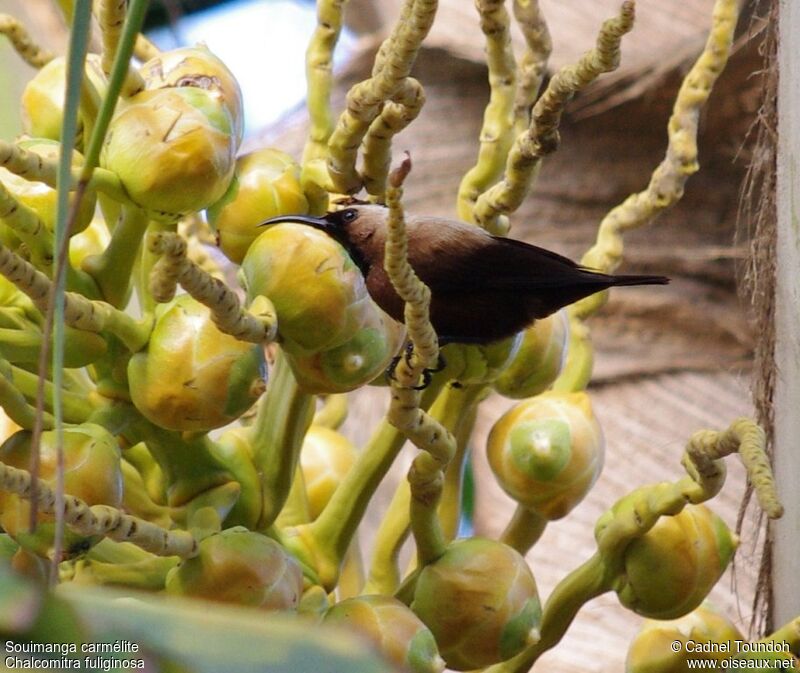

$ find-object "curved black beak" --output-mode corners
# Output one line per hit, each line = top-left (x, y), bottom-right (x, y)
(259, 214), (330, 230)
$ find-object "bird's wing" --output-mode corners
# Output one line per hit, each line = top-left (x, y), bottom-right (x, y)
(412, 230), (600, 292)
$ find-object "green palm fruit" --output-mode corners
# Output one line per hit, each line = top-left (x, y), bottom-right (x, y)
(1, 139), (97, 236)
(298, 425), (358, 519)
(411, 537), (541, 670)
(240, 223), (371, 355)
(626, 604), (743, 673)
(325, 595), (445, 673)
(486, 391), (604, 520)
(438, 333), (523, 386)
(165, 527), (303, 610)
(613, 504), (738, 619)
(206, 148), (310, 264)
(127, 294), (266, 432)
(101, 87), (236, 219)
(0, 424), (123, 558)
(20, 55), (106, 142)
(494, 310), (569, 399)
(140, 44), (245, 146)
(285, 302), (406, 394)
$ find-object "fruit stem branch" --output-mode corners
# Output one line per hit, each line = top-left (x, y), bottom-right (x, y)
(0, 14), (55, 68)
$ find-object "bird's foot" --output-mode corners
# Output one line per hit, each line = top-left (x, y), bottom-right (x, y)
(385, 348), (447, 390)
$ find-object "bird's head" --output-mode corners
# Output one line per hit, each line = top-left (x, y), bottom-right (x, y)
(259, 204), (388, 275)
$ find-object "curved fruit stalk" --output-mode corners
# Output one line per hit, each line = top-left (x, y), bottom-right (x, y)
(0, 424), (123, 558)
(410, 537), (541, 670)
(101, 87), (237, 219)
(325, 595), (445, 673)
(127, 294), (267, 432)
(165, 527), (304, 610)
(487, 390), (604, 519)
(240, 222), (371, 355)
(613, 504), (738, 619)
(207, 148), (310, 264)
(494, 310), (569, 399)
(140, 44), (245, 146)
(625, 603), (743, 673)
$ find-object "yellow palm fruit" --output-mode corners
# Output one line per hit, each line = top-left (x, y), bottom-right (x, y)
(487, 391), (604, 520)
(127, 294), (266, 432)
(20, 55), (106, 142)
(206, 148), (309, 264)
(285, 302), (405, 394)
(411, 538), (541, 670)
(140, 44), (245, 147)
(0, 424), (123, 558)
(494, 310), (569, 399)
(612, 504), (738, 619)
(240, 223), (371, 355)
(1, 139), (96, 235)
(438, 333), (523, 386)
(68, 214), (111, 270)
(325, 595), (445, 673)
(299, 425), (358, 519)
(101, 87), (236, 219)
(626, 604), (743, 673)
(165, 527), (303, 610)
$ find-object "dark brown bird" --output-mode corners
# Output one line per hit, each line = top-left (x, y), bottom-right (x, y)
(261, 205), (668, 345)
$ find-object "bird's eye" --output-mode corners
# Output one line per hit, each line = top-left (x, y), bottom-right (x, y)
(341, 209), (358, 223)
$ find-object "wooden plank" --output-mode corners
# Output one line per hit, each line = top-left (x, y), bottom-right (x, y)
(773, 0), (800, 629)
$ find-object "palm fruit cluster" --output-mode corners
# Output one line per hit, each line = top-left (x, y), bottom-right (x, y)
(0, 0), (794, 672)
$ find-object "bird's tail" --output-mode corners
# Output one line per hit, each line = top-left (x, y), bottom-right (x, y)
(607, 273), (670, 287)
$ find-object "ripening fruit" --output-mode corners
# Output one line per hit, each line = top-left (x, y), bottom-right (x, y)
(439, 334), (523, 386)
(487, 391), (604, 520)
(207, 148), (310, 264)
(411, 538), (541, 670)
(128, 294), (266, 432)
(20, 55), (106, 143)
(299, 425), (358, 520)
(1, 139), (96, 235)
(165, 528), (303, 610)
(325, 595), (445, 673)
(0, 424), (123, 558)
(625, 604), (743, 673)
(494, 310), (569, 398)
(612, 504), (738, 619)
(284, 301), (406, 394)
(101, 87), (236, 219)
(239, 223), (371, 355)
(140, 44), (245, 146)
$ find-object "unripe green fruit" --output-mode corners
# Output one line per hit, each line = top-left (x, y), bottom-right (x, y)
(240, 223), (370, 355)
(165, 528), (303, 610)
(613, 504), (738, 619)
(487, 391), (604, 520)
(325, 595), (445, 673)
(494, 310), (569, 398)
(128, 295), (266, 432)
(140, 44), (245, 146)
(411, 538), (541, 670)
(101, 87), (236, 219)
(0, 424), (123, 558)
(626, 604), (743, 673)
(285, 302), (405, 394)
